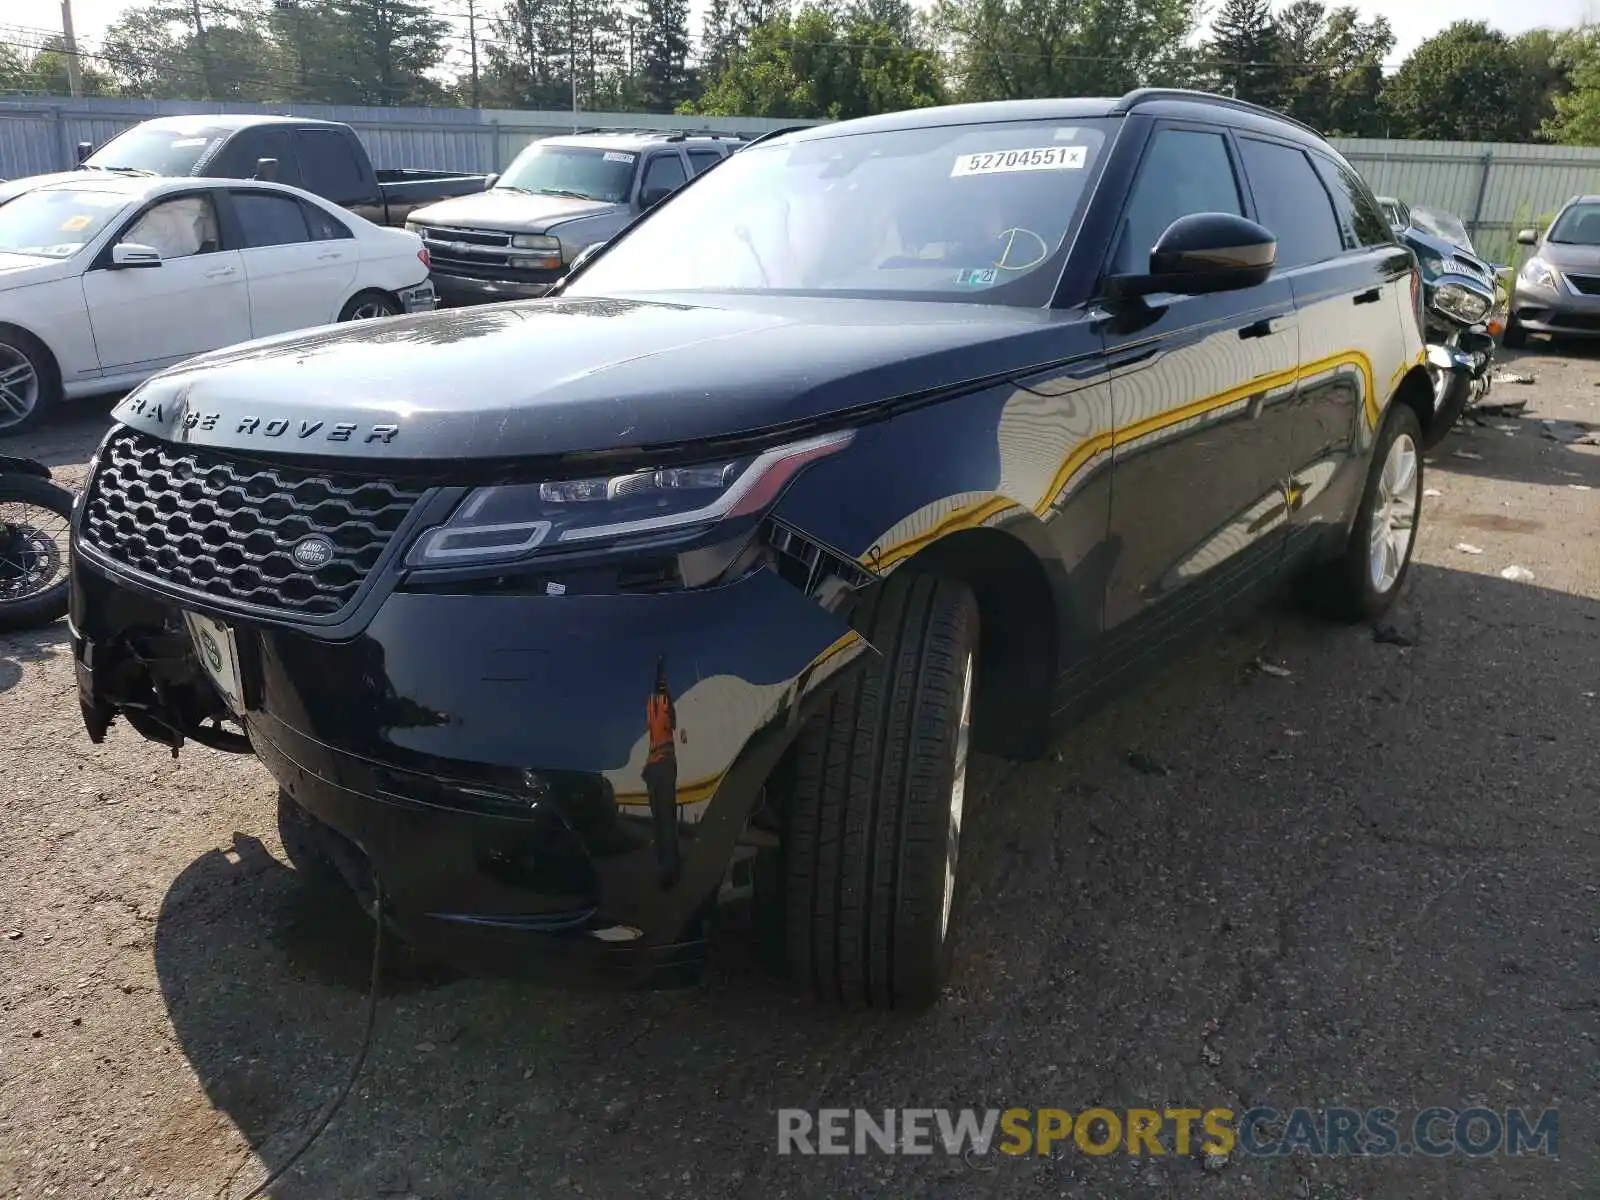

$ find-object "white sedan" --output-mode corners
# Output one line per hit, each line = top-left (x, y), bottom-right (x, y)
(0, 175), (436, 435)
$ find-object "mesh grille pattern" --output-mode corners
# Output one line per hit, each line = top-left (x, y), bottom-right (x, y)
(81, 428), (426, 616)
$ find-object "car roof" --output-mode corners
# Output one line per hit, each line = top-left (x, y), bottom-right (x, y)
(26, 173), (337, 205)
(531, 130), (743, 153)
(776, 89), (1333, 153)
(129, 113), (339, 134)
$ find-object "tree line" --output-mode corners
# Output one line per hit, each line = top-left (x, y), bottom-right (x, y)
(5, 0), (1600, 145)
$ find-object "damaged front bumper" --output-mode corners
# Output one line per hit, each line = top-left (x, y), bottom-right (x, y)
(69, 516), (873, 980)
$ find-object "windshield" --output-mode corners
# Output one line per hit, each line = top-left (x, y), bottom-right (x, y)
(84, 124), (230, 177)
(1409, 205), (1474, 253)
(497, 144), (636, 203)
(1547, 202), (1600, 245)
(564, 119), (1113, 306)
(0, 188), (129, 258)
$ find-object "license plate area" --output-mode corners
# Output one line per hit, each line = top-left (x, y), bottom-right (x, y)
(183, 611), (244, 716)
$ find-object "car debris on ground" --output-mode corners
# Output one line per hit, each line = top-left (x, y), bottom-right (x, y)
(1500, 565), (1537, 582)
(1540, 419), (1600, 445)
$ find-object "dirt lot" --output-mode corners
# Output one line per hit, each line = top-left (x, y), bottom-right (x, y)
(2, 349), (1597, 1200)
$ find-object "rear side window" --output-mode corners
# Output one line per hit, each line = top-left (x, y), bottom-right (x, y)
(296, 129), (368, 204)
(234, 192), (311, 247)
(1313, 156), (1392, 249)
(1238, 138), (1344, 270)
(1112, 127), (1243, 275)
(302, 201), (352, 241)
(687, 149), (723, 176)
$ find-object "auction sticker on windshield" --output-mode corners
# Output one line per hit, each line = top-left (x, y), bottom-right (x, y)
(951, 146), (1087, 177)
(604, 152), (635, 163)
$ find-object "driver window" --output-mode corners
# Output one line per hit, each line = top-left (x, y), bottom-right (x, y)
(1112, 129), (1243, 275)
(641, 153), (687, 197)
(122, 195), (221, 260)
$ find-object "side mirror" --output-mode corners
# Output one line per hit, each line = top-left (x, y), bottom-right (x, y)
(76, 141), (93, 165)
(568, 241), (605, 275)
(1105, 212), (1276, 300)
(1517, 228), (1538, 246)
(110, 242), (162, 269)
(639, 185), (674, 210)
(254, 157), (280, 181)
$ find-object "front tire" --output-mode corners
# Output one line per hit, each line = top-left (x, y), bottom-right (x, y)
(781, 572), (979, 1011)
(0, 472), (73, 633)
(1501, 313), (1527, 349)
(1426, 366), (1472, 448)
(0, 330), (61, 438)
(1299, 402), (1424, 622)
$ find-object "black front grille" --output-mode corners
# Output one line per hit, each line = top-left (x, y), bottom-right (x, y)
(1568, 273), (1600, 296)
(81, 428), (427, 617)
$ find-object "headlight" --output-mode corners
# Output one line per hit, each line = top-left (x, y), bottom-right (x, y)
(1433, 282), (1492, 325)
(406, 430), (854, 568)
(1519, 257), (1556, 289)
(511, 234), (560, 252)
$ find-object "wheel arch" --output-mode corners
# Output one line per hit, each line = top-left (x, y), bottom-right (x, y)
(0, 320), (64, 388)
(892, 522), (1061, 760)
(1390, 363), (1437, 445)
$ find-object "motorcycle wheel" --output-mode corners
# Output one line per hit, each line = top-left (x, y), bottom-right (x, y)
(0, 473), (73, 633)
(1424, 366), (1473, 450)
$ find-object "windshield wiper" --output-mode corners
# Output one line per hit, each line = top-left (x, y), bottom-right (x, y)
(86, 165), (159, 176)
(535, 188), (601, 201)
(494, 184), (536, 195)
(734, 223), (771, 288)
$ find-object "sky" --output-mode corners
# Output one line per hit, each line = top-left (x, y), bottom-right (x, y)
(7, 0), (1600, 79)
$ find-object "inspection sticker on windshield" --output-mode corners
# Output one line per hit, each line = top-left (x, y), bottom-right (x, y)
(59, 215), (93, 232)
(603, 151), (636, 163)
(955, 267), (999, 287)
(951, 145), (1087, 177)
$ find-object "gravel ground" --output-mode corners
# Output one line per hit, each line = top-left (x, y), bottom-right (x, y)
(1, 350), (1597, 1200)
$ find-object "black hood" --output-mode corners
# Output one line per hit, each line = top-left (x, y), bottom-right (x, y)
(111, 294), (1069, 463)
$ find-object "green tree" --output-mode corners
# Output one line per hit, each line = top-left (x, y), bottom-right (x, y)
(1538, 25), (1600, 145)
(637, 0), (692, 111)
(935, 0), (1199, 102)
(100, 1), (286, 100)
(326, 0), (452, 105)
(1275, 2), (1392, 136)
(684, 5), (945, 119)
(1381, 21), (1526, 142)
(1203, 0), (1286, 108)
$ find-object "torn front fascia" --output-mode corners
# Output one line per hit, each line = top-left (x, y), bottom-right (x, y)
(761, 518), (876, 611)
(81, 624), (250, 757)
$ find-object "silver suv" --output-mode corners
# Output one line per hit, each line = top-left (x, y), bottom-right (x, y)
(405, 129), (746, 305)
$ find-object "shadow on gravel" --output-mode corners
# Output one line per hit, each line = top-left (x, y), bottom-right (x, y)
(151, 564), (1596, 1200)
(0, 622), (69, 696)
(1433, 414), (1600, 490)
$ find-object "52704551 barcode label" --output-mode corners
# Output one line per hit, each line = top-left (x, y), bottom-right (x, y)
(950, 145), (1088, 177)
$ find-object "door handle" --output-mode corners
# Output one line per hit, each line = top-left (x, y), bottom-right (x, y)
(1239, 317), (1279, 339)
(1354, 288), (1381, 305)
(316, 251), (343, 261)
(204, 266), (236, 278)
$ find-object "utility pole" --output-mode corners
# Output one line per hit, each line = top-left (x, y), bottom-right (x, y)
(467, 0), (481, 109)
(569, 0), (578, 130)
(60, 0), (83, 97)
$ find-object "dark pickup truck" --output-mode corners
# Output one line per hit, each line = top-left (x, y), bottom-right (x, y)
(0, 114), (489, 227)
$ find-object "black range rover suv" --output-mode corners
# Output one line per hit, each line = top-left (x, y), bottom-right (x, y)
(70, 89), (1431, 1009)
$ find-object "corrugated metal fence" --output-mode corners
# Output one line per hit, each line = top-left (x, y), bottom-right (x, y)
(4, 97), (1599, 265)
(1330, 137), (1600, 265)
(0, 95), (815, 181)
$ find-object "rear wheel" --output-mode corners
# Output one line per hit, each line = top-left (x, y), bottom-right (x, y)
(339, 291), (401, 322)
(1298, 402), (1423, 622)
(781, 572), (978, 1010)
(0, 330), (61, 438)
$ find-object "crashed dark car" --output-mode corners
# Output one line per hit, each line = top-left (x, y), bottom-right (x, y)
(70, 89), (1431, 1009)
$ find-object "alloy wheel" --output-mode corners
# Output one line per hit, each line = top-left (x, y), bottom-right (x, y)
(0, 346), (40, 433)
(348, 299), (396, 321)
(1368, 431), (1420, 595)
(940, 650), (975, 941)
